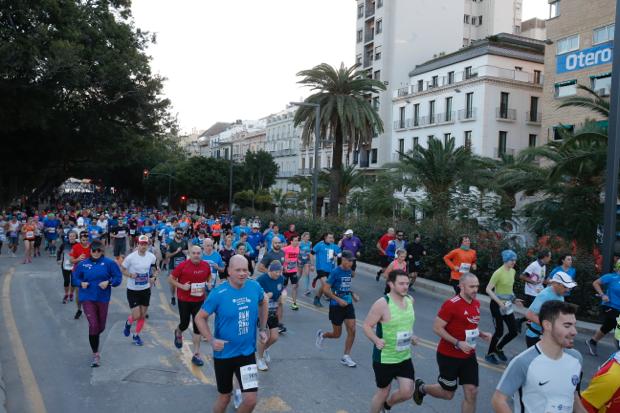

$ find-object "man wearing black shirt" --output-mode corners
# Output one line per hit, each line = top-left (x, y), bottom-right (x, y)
(406, 234), (426, 290)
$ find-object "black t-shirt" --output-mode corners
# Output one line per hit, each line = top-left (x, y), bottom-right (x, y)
(168, 238), (188, 268)
(260, 249), (285, 269)
(110, 225), (128, 244)
(406, 242), (426, 262)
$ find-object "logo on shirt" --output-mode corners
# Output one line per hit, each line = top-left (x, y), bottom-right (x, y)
(571, 375), (579, 386)
(538, 380), (549, 386)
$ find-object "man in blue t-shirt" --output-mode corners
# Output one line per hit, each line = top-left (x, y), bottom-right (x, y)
(315, 250), (357, 368)
(43, 213), (61, 256)
(311, 233), (341, 307)
(256, 261), (285, 371)
(195, 255), (268, 412)
(525, 271), (576, 348)
(264, 225), (286, 252)
(246, 224), (264, 262)
(586, 261), (620, 356)
(232, 218), (251, 242)
(202, 239), (225, 288)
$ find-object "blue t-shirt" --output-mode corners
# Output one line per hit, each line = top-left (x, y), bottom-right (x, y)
(247, 231), (264, 253)
(299, 240), (312, 262)
(202, 280), (265, 359)
(192, 237), (206, 248)
(548, 266), (577, 296)
(87, 224), (103, 241)
(257, 273), (285, 312)
(233, 225), (251, 241)
(232, 240), (255, 256)
(600, 273), (620, 311)
(526, 286), (564, 337)
(202, 251), (224, 279)
(327, 266), (353, 306)
(43, 218), (60, 240)
(312, 241), (341, 273)
(140, 225), (154, 237)
(265, 233), (286, 251)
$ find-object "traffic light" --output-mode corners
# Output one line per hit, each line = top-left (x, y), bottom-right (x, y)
(143, 169), (149, 178)
(180, 195), (187, 201)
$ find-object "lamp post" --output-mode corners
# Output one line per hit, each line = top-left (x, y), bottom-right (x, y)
(290, 101), (321, 219)
(601, 3), (620, 272)
(215, 142), (234, 217)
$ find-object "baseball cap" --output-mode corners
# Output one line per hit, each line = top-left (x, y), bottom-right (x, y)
(549, 271), (577, 289)
(341, 250), (355, 261)
(344, 229), (354, 235)
(138, 235), (149, 244)
(252, 223), (260, 228)
(268, 261), (283, 272)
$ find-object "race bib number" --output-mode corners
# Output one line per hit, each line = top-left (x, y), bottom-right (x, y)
(465, 328), (479, 349)
(239, 364), (258, 390)
(286, 261), (297, 272)
(396, 331), (412, 352)
(47, 227), (56, 233)
(129, 229), (136, 235)
(327, 249), (334, 261)
(9, 231), (17, 237)
(459, 263), (471, 273)
(190, 282), (206, 297)
(268, 300), (279, 310)
(117, 230), (126, 237)
(135, 273), (149, 286)
(26, 231), (34, 239)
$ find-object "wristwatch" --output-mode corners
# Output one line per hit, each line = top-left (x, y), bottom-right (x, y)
(454, 340), (460, 349)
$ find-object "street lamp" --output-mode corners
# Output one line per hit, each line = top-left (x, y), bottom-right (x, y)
(601, 2), (620, 272)
(214, 142), (234, 217)
(290, 101), (321, 219)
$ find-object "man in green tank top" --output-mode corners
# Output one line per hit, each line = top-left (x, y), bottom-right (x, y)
(363, 269), (418, 413)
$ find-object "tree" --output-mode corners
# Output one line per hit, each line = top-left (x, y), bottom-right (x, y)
(319, 165), (364, 210)
(293, 63), (386, 216)
(243, 150), (278, 191)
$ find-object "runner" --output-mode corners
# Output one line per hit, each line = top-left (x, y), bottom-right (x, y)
(492, 300), (585, 413)
(283, 223), (299, 243)
(32, 215), (43, 257)
(383, 248), (408, 294)
(169, 245), (211, 366)
(363, 269), (418, 413)
(282, 235), (301, 310)
(517, 250), (551, 332)
(110, 218), (129, 262)
(7, 215), (20, 257)
(256, 237), (285, 275)
(443, 235), (477, 294)
(219, 234), (236, 279)
(338, 229), (362, 275)
(315, 250), (357, 367)
(412, 273), (492, 413)
(121, 235), (159, 346)
(524, 272), (576, 348)
(0, 215), (6, 255)
(166, 227), (188, 306)
(581, 348), (620, 412)
(210, 218), (222, 245)
(202, 239), (225, 288)
(43, 213), (61, 256)
(71, 240), (122, 367)
(232, 218), (251, 242)
(546, 253), (576, 287)
(586, 262), (620, 356)
(298, 232), (313, 296)
(406, 233), (426, 291)
(310, 232), (341, 307)
(21, 216), (36, 264)
(70, 231), (91, 319)
(96, 214), (108, 247)
(264, 225), (286, 251)
(57, 231), (78, 303)
(194, 255), (269, 413)
(375, 228), (395, 281)
(235, 243), (255, 275)
(485, 249), (523, 365)
(247, 223), (264, 265)
(256, 261), (285, 371)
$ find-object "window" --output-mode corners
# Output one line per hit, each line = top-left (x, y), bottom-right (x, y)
(464, 131), (472, 149)
(301, 158), (306, 170)
(432, 75), (438, 87)
(444, 133), (451, 145)
(499, 92), (509, 118)
(447, 71), (455, 84)
(309, 157), (313, 169)
(371, 148), (378, 163)
(478, 16), (483, 26)
(357, 4), (364, 18)
(464, 14), (470, 24)
(357, 30), (363, 43)
(534, 70), (542, 84)
(413, 137), (419, 149)
(594, 24), (614, 44)
(592, 74), (612, 96)
(465, 92), (474, 117)
(465, 66), (473, 79)
(429, 100), (435, 123)
(374, 45), (382, 60)
(398, 139), (405, 159)
(553, 125), (574, 140)
(376, 19), (383, 34)
(498, 131), (507, 156)
(555, 80), (577, 98)
(556, 34), (579, 55)
(445, 97), (453, 121)
(353, 150), (359, 165)
(413, 104), (420, 126)
(399, 106), (406, 129)
(373, 96), (380, 110)
(356, 54), (362, 65)
(529, 134), (537, 148)
(549, 1), (560, 18)
(529, 96), (539, 121)
(374, 70), (381, 80)
(377, 0), (383, 8)
(417, 80), (424, 92)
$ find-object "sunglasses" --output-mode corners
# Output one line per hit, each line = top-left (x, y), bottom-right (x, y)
(91, 248), (103, 253)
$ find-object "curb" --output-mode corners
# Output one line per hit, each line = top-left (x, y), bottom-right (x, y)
(0, 358), (5, 413)
(355, 261), (604, 337)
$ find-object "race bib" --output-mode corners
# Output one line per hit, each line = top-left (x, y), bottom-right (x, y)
(327, 249), (334, 261)
(9, 231), (17, 237)
(173, 256), (185, 267)
(117, 230), (126, 237)
(239, 364), (258, 390)
(459, 263), (471, 273)
(47, 227), (56, 233)
(268, 300), (279, 310)
(25, 231), (34, 238)
(135, 273), (149, 286)
(396, 331), (412, 352)
(129, 229), (136, 235)
(465, 328), (479, 349)
(190, 282), (206, 297)
(286, 261), (297, 272)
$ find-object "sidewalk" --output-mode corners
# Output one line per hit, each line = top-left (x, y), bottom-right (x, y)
(356, 261), (605, 338)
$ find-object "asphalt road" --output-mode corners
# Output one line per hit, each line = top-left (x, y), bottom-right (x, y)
(0, 246), (616, 413)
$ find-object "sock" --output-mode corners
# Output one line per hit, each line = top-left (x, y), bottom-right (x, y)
(136, 318), (145, 333)
(88, 334), (100, 353)
(383, 401), (392, 410)
(589, 338), (597, 345)
(127, 316), (134, 325)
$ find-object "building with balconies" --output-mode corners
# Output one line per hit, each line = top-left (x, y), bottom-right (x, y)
(266, 107), (303, 191)
(392, 33), (544, 160)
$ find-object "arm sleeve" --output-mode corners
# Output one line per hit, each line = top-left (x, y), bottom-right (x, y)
(496, 356), (528, 397)
(599, 274), (611, 287)
(523, 262), (535, 277)
(488, 269), (500, 287)
(443, 250), (456, 267)
(436, 300), (454, 323)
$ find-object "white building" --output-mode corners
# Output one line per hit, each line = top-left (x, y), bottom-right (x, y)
(392, 34), (544, 159)
(265, 107), (303, 192)
(355, 0), (523, 167)
(520, 17), (546, 41)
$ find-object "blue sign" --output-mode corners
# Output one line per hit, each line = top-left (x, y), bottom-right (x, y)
(556, 42), (613, 74)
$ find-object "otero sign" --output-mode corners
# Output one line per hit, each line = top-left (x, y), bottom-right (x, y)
(556, 42), (613, 74)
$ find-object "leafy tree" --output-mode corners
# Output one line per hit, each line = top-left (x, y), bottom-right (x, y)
(319, 164), (364, 210)
(243, 150), (278, 192)
(293, 63), (385, 216)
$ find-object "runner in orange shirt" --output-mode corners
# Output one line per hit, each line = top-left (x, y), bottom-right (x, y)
(443, 235), (477, 294)
(21, 217), (37, 264)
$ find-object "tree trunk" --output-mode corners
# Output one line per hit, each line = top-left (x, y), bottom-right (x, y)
(329, 126), (344, 217)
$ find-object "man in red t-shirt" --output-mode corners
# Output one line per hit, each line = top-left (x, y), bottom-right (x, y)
(375, 228), (395, 281)
(169, 245), (211, 366)
(412, 273), (491, 413)
(70, 231), (91, 320)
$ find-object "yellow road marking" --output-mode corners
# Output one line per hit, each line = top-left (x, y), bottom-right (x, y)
(256, 396), (292, 412)
(290, 298), (505, 373)
(1, 268), (48, 413)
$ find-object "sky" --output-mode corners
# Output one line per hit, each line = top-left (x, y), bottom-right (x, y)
(131, 0), (550, 135)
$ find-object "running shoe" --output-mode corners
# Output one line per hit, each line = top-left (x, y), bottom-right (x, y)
(191, 354), (204, 366)
(313, 297), (322, 307)
(62, 295), (68, 304)
(170, 297), (176, 306)
(413, 379), (426, 405)
(304, 290), (311, 296)
(375, 270), (382, 281)
(123, 321), (131, 337)
(291, 303), (299, 311)
(69, 294), (74, 302)
(233, 389), (242, 409)
(91, 353), (100, 368)
(264, 349), (271, 363)
(585, 339), (598, 356)
(74, 309), (82, 320)
(340, 355), (357, 367)
(174, 328), (183, 349)
(485, 353), (499, 365)
(257, 357), (268, 371)
(315, 329), (324, 349)
(496, 349), (508, 363)
(133, 334), (144, 346)
(278, 324), (287, 334)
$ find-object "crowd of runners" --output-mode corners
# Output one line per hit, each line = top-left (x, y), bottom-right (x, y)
(0, 204), (619, 413)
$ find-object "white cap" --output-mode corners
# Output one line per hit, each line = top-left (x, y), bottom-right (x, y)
(138, 235), (149, 243)
(550, 271), (577, 289)
(344, 229), (354, 235)
(252, 223), (260, 228)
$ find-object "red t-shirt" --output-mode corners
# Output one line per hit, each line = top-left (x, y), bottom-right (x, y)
(378, 234), (395, 256)
(70, 243), (91, 270)
(436, 295), (481, 359)
(172, 259), (212, 302)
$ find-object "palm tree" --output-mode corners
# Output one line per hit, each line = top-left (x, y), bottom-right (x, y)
(319, 164), (364, 210)
(557, 84), (609, 118)
(293, 63), (386, 216)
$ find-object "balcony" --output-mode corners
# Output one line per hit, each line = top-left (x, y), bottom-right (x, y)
(458, 108), (477, 121)
(272, 148), (296, 157)
(365, 3), (375, 18)
(363, 55), (373, 68)
(494, 148), (516, 158)
(435, 112), (456, 125)
(364, 31), (374, 43)
(393, 119), (412, 130)
(496, 108), (517, 121)
(526, 111), (542, 124)
(297, 168), (312, 176)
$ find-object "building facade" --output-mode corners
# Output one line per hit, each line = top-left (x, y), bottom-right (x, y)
(265, 107), (303, 192)
(355, 0), (523, 167)
(392, 34), (544, 159)
(541, 0), (614, 142)
(520, 17), (547, 41)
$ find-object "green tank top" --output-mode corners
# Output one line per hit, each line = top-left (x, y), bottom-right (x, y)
(372, 295), (415, 364)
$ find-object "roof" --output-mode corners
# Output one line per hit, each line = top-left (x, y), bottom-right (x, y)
(409, 33), (545, 77)
(199, 122), (232, 138)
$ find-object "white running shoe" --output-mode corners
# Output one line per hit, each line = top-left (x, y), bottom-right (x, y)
(340, 354), (357, 367)
(233, 389), (242, 409)
(264, 349), (271, 363)
(257, 357), (268, 371)
(315, 329), (324, 349)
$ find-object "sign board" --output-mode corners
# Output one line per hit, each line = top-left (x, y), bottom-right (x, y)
(556, 42), (613, 74)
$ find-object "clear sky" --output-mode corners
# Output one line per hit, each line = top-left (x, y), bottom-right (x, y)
(131, 0), (550, 134)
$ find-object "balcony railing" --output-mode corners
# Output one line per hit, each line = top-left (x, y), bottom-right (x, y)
(458, 108), (477, 121)
(296, 168), (313, 176)
(364, 31), (374, 43)
(494, 147), (516, 158)
(435, 112), (456, 124)
(526, 111), (542, 124)
(365, 4), (375, 17)
(496, 108), (517, 121)
(363, 55), (373, 68)
(393, 119), (412, 130)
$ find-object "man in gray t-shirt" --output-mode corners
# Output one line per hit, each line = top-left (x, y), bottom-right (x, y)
(256, 237), (285, 275)
(491, 300), (586, 413)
